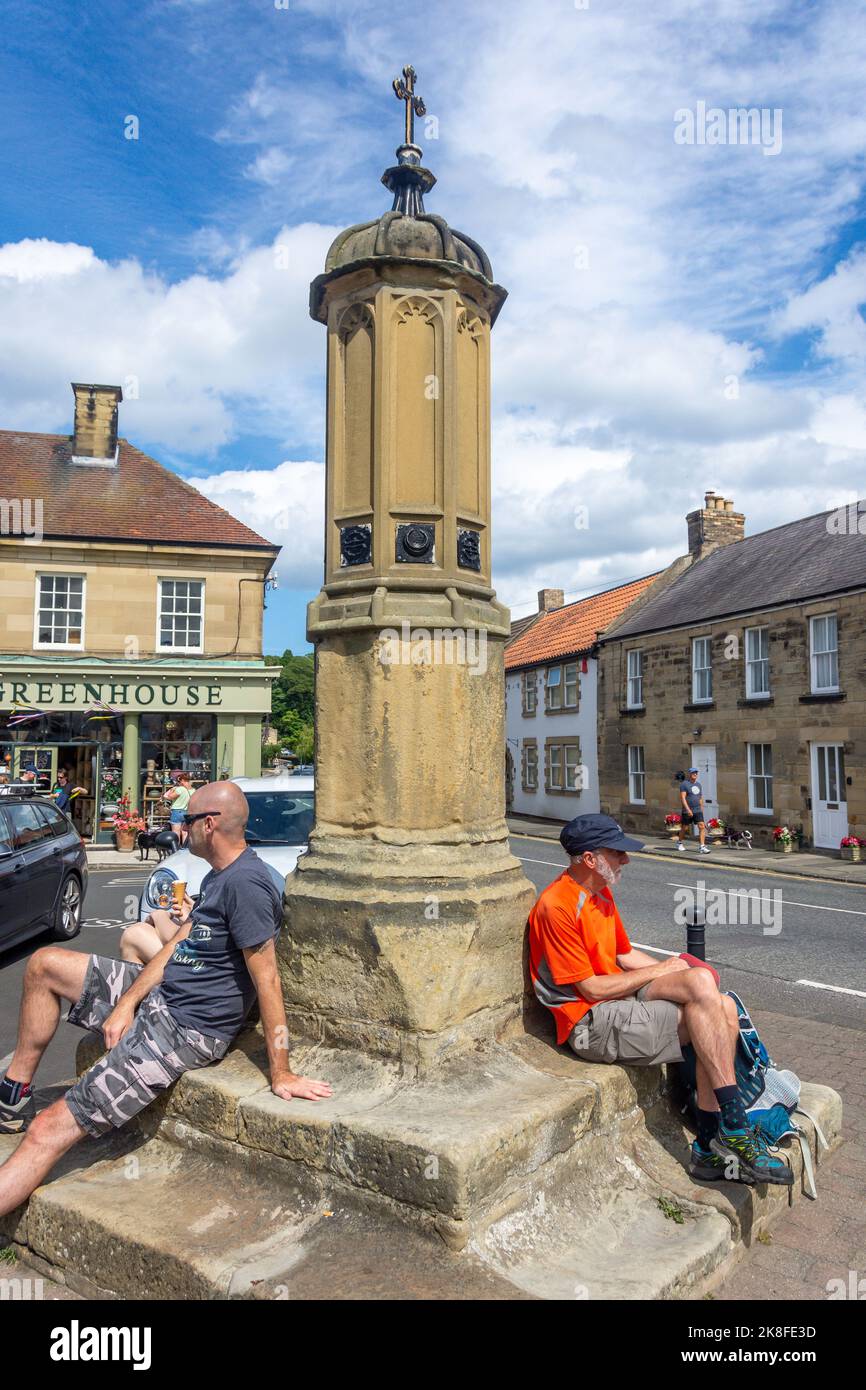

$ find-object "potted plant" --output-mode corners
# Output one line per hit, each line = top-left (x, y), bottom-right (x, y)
(664, 813), (682, 839)
(706, 817), (726, 840)
(840, 835), (864, 863)
(112, 795), (145, 852)
(772, 825), (796, 854)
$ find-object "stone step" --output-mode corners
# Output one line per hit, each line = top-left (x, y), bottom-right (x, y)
(2, 1031), (841, 1300)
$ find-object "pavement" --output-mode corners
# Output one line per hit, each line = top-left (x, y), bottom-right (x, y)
(2, 838), (862, 1302)
(90, 822), (866, 882)
(86, 845), (154, 868)
(510, 830), (866, 1303)
(508, 814), (866, 883)
(712, 1009), (866, 1301)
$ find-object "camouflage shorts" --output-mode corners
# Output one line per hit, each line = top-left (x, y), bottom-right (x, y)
(65, 954), (229, 1138)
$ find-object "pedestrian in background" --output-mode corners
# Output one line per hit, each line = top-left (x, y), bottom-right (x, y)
(678, 767), (710, 855)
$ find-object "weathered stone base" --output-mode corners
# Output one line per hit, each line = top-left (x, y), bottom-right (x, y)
(281, 832), (535, 1071)
(0, 1028), (842, 1301)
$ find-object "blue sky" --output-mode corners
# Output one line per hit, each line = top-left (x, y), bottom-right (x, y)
(2, 0), (865, 654)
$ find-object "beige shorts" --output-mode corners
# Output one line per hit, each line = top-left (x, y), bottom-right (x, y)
(568, 984), (683, 1066)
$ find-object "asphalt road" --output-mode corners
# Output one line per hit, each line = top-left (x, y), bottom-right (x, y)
(513, 834), (866, 1032)
(1, 841), (864, 1090)
(0, 865), (150, 1087)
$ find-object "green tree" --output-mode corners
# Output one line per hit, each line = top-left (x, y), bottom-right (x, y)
(293, 723), (315, 764)
(268, 649), (315, 730)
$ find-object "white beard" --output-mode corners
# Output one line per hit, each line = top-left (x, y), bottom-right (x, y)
(596, 856), (621, 890)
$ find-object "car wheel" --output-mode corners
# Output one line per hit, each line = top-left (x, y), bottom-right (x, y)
(52, 874), (83, 940)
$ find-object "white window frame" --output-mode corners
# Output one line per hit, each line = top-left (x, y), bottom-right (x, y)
(745, 626), (770, 699)
(523, 741), (538, 791)
(548, 743), (563, 789)
(546, 665), (562, 711)
(692, 637), (712, 704)
(156, 577), (205, 654)
(747, 743), (773, 814)
(33, 572), (86, 650)
(628, 745), (645, 804)
(563, 662), (579, 709)
(522, 671), (537, 715)
(810, 614), (839, 694)
(626, 649), (643, 708)
(564, 743), (581, 791)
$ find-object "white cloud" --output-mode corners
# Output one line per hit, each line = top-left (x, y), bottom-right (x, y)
(0, 224), (335, 451)
(192, 459), (325, 589)
(0, 239), (97, 283)
(2, 0), (866, 618)
(773, 249), (866, 362)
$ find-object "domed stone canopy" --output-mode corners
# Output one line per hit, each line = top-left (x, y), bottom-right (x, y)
(311, 140), (504, 324)
(324, 205), (493, 280)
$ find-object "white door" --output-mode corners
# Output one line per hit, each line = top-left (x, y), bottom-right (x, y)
(690, 745), (717, 829)
(811, 744), (848, 848)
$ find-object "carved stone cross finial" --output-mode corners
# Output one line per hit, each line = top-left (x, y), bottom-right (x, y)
(392, 64), (426, 147)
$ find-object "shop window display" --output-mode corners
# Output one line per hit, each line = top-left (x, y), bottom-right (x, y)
(139, 714), (214, 827)
(0, 712), (124, 841)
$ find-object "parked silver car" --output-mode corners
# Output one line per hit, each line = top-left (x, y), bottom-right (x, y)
(139, 772), (314, 912)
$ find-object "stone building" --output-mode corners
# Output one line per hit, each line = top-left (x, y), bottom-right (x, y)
(505, 577), (658, 820)
(598, 491), (866, 849)
(0, 383), (279, 840)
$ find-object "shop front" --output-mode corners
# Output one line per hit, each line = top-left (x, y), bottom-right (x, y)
(0, 662), (277, 843)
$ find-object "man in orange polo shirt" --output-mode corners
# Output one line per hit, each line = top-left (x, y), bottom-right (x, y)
(528, 814), (792, 1187)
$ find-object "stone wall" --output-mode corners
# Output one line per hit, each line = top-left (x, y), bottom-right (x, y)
(598, 592), (866, 847)
(0, 539), (269, 658)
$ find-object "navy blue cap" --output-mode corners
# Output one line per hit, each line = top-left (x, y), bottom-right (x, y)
(688, 766), (699, 773)
(559, 813), (644, 857)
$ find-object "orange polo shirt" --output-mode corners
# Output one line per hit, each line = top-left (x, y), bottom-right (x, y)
(528, 871), (632, 1045)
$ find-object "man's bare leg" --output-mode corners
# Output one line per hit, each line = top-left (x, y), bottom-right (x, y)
(0, 1098), (86, 1217)
(5, 948), (90, 1087)
(643, 968), (736, 1090)
(120, 910), (177, 965)
(682, 993), (740, 1110)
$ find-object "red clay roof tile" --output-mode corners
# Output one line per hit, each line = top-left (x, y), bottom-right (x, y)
(505, 574), (660, 670)
(0, 430), (276, 550)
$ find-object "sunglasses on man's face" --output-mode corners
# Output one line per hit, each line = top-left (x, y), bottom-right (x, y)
(182, 811), (222, 827)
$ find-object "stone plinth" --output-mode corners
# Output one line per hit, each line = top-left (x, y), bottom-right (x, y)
(282, 133), (535, 1068)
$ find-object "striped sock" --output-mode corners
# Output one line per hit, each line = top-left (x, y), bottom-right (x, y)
(0, 1075), (31, 1106)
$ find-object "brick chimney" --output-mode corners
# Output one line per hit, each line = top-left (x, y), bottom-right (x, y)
(686, 491), (745, 560)
(538, 588), (564, 612)
(71, 383), (122, 465)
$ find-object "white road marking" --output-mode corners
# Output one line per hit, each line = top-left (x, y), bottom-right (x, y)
(516, 852), (866, 995)
(795, 980), (866, 999)
(666, 881), (866, 918)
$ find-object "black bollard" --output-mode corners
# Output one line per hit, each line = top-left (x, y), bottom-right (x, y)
(687, 904), (706, 961)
